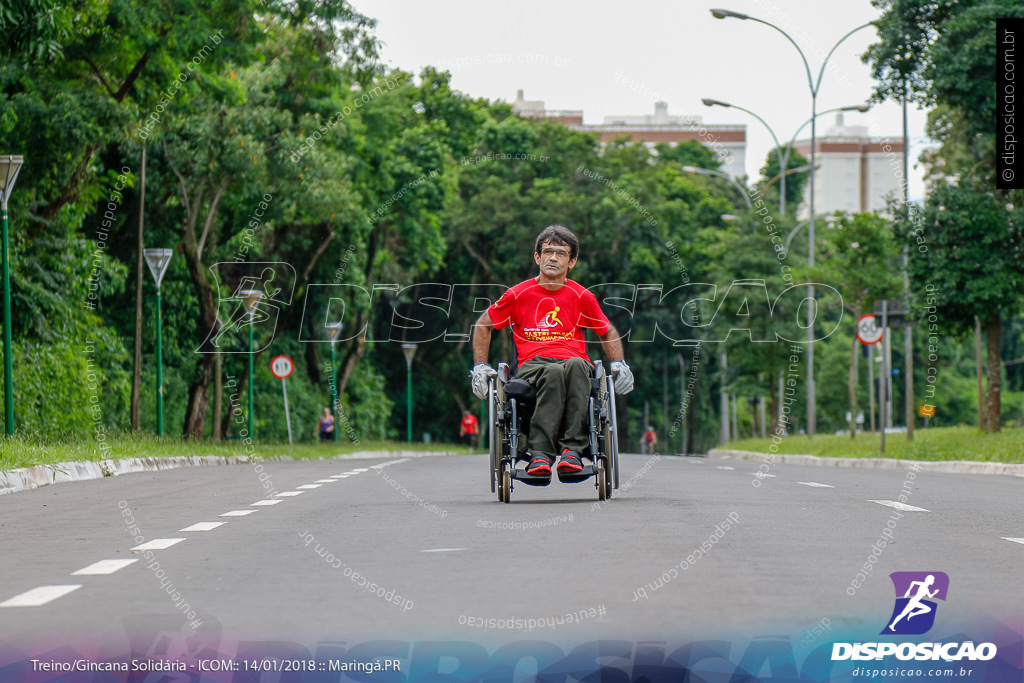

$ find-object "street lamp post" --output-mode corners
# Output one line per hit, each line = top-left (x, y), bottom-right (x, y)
(0, 155), (24, 436)
(710, 9), (873, 436)
(702, 100), (869, 217)
(401, 344), (417, 443)
(682, 165), (753, 209)
(326, 322), (342, 442)
(239, 289), (263, 440)
(143, 249), (173, 436)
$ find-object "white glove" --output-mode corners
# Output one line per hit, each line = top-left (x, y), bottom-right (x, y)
(470, 363), (497, 400)
(610, 360), (634, 395)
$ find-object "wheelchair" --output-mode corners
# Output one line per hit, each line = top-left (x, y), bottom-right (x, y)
(487, 358), (620, 503)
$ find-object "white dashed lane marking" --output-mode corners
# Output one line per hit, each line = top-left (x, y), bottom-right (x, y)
(220, 510), (257, 517)
(275, 491), (304, 497)
(797, 482), (835, 488)
(421, 548), (467, 553)
(869, 500), (930, 512)
(314, 479), (337, 483)
(251, 500), (283, 506)
(751, 473), (776, 478)
(716, 466), (734, 471)
(0, 585), (82, 607)
(1003, 538), (1024, 546)
(71, 559), (138, 576)
(297, 484), (322, 489)
(132, 538), (186, 551)
(180, 522), (225, 532)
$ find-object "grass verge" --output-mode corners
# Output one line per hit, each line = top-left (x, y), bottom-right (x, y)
(0, 432), (465, 471)
(727, 425), (1023, 463)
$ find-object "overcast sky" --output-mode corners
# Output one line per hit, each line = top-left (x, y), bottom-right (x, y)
(351, 0), (931, 202)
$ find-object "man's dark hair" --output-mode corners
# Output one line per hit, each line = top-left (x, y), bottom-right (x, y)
(534, 225), (579, 260)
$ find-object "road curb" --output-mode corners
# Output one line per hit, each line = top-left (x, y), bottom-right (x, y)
(0, 450), (461, 496)
(708, 449), (1024, 477)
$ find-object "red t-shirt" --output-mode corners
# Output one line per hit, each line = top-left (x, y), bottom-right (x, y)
(460, 414), (478, 434)
(487, 278), (610, 364)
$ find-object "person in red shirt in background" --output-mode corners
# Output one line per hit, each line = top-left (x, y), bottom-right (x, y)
(470, 225), (634, 483)
(459, 410), (479, 450)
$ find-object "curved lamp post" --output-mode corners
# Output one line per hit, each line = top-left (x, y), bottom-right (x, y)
(238, 289), (263, 440)
(701, 99), (869, 217)
(681, 166), (753, 209)
(325, 321), (342, 442)
(0, 155), (24, 436)
(710, 9), (874, 436)
(401, 343), (417, 443)
(143, 249), (173, 436)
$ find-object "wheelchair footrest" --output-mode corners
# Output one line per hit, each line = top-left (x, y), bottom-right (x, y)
(510, 468), (553, 487)
(556, 465), (597, 484)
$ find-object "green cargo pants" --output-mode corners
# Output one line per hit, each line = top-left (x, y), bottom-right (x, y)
(515, 356), (593, 460)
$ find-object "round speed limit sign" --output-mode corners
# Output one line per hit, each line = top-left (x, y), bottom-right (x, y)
(270, 355), (294, 379)
(857, 314), (883, 345)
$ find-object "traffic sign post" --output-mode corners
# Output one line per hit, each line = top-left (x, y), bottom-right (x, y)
(270, 355), (294, 444)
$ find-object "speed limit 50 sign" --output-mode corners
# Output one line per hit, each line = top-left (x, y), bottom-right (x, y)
(857, 314), (883, 345)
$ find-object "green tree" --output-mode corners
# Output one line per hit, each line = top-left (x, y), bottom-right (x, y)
(805, 213), (902, 437)
(895, 181), (1024, 431)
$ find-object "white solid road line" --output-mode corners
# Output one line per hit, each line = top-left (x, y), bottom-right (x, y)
(132, 538), (186, 551)
(0, 585), (82, 608)
(220, 510), (257, 517)
(179, 522), (225, 532)
(275, 491), (304, 497)
(297, 484), (322, 489)
(868, 500), (931, 512)
(1003, 537), (1024, 545)
(251, 499), (283, 506)
(71, 559), (138, 576)
(797, 482), (835, 488)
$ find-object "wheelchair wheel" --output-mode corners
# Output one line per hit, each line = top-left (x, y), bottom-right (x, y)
(597, 460), (608, 501)
(606, 377), (621, 490)
(500, 467), (512, 503)
(489, 381), (497, 493)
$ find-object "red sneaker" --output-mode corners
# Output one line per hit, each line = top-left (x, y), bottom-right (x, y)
(556, 449), (583, 474)
(526, 456), (552, 476)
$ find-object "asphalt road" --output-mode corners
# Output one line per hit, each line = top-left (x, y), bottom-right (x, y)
(1, 451), (1022, 652)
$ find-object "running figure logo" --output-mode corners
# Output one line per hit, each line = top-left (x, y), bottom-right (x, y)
(881, 571), (950, 635)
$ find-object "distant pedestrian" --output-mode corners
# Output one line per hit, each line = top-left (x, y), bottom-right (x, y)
(459, 410), (479, 451)
(641, 425), (657, 455)
(317, 407), (335, 444)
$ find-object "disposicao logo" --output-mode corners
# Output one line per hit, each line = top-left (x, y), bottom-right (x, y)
(832, 572), (997, 662)
(882, 571), (948, 635)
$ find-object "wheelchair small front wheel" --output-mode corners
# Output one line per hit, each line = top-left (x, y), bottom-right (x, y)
(501, 467), (512, 503)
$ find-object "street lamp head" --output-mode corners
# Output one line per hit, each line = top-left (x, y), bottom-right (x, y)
(701, 98), (732, 108)
(238, 289), (264, 316)
(325, 321), (343, 343)
(710, 8), (749, 20)
(0, 155), (25, 206)
(681, 166), (701, 174)
(841, 104), (871, 113)
(143, 248), (174, 288)
(401, 343), (418, 368)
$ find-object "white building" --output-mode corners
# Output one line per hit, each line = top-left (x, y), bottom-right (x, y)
(794, 114), (906, 218)
(511, 91), (747, 178)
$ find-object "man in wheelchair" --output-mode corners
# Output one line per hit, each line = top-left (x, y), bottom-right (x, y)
(469, 225), (634, 483)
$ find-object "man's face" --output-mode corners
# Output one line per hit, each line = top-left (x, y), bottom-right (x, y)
(534, 240), (577, 278)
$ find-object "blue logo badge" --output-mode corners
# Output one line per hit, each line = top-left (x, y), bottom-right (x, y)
(881, 572), (949, 635)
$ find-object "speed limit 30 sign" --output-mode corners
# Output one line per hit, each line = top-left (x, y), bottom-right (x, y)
(857, 314), (883, 345)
